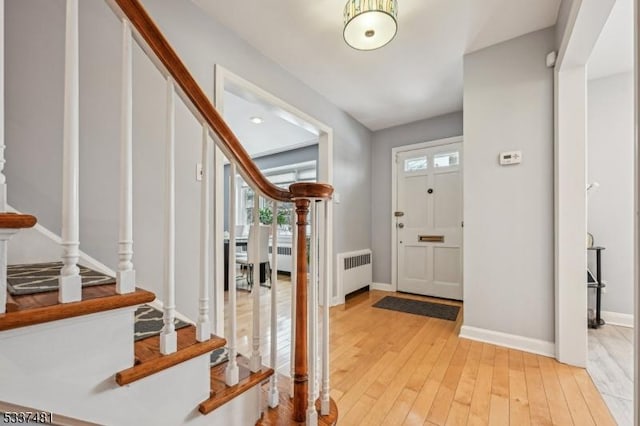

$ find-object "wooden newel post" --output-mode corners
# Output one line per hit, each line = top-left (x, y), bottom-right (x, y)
(293, 197), (310, 422)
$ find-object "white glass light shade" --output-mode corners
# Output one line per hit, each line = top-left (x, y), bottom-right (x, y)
(343, 0), (398, 51)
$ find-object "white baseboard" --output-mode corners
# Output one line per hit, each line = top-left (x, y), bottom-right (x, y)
(371, 282), (394, 292)
(601, 311), (634, 328)
(460, 325), (556, 357)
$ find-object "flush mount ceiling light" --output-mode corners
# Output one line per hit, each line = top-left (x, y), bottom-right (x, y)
(343, 0), (398, 51)
(249, 116), (264, 124)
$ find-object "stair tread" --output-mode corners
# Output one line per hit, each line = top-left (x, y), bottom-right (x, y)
(199, 354), (274, 415)
(116, 326), (226, 386)
(0, 213), (37, 229)
(257, 376), (338, 426)
(0, 284), (154, 331)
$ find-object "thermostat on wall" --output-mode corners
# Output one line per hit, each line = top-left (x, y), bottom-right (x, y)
(499, 151), (522, 165)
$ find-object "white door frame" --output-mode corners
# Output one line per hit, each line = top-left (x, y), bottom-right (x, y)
(212, 65), (334, 336)
(390, 135), (464, 294)
(634, 1), (639, 423)
(554, 0), (616, 368)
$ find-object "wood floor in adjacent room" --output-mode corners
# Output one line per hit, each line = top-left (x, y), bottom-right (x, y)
(228, 281), (616, 425)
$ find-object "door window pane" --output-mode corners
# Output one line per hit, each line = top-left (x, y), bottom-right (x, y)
(404, 156), (428, 172)
(433, 152), (459, 168)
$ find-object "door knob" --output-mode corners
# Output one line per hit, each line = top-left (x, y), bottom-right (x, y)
(427, 188), (434, 194)
(398, 223), (405, 229)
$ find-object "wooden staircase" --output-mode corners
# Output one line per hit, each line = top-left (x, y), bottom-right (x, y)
(0, 0), (337, 423)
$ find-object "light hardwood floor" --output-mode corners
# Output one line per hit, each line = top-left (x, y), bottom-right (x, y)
(226, 279), (616, 425)
(588, 324), (634, 426)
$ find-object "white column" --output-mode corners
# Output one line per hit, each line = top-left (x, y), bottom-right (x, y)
(307, 200), (318, 425)
(267, 201), (279, 408)
(196, 125), (211, 342)
(320, 200), (331, 415)
(289, 207), (297, 398)
(0, 0), (6, 211)
(249, 195), (262, 372)
(225, 163), (239, 385)
(0, 229), (19, 314)
(59, 0), (81, 303)
(160, 78), (177, 355)
(116, 19), (135, 294)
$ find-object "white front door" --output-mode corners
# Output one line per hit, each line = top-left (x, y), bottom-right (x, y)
(396, 143), (463, 299)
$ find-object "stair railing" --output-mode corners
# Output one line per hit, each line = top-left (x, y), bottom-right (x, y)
(52, 0), (334, 421)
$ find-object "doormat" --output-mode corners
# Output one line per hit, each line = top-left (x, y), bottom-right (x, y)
(7, 262), (114, 295)
(373, 296), (460, 321)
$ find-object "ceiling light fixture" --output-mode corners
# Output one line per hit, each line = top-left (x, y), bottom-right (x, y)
(249, 116), (264, 124)
(343, 0), (398, 51)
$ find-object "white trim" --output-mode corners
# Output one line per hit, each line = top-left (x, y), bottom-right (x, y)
(370, 282), (394, 292)
(601, 311), (635, 328)
(148, 299), (193, 326)
(390, 135), (464, 295)
(460, 325), (556, 358)
(6, 204), (115, 277)
(554, 0), (617, 368)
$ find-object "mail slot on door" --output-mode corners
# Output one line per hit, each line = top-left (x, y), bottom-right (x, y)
(419, 235), (444, 243)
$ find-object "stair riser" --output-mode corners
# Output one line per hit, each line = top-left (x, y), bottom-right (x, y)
(0, 307), (224, 426)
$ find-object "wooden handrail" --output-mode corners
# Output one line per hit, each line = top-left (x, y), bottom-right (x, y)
(0, 213), (37, 229)
(102, 2), (336, 423)
(107, 0), (332, 203)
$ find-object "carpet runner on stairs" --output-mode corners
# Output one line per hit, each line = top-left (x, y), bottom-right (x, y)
(134, 304), (229, 367)
(6, 262), (229, 367)
(7, 262), (113, 295)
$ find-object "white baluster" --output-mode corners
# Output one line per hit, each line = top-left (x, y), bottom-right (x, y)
(320, 200), (331, 415)
(307, 200), (319, 425)
(196, 125), (211, 342)
(59, 0), (81, 303)
(225, 163), (239, 385)
(116, 19), (135, 294)
(0, 0), (6, 211)
(268, 201), (279, 408)
(249, 194), (262, 372)
(289, 207), (297, 398)
(160, 78), (177, 355)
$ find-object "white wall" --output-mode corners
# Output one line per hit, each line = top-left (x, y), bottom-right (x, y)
(463, 28), (556, 344)
(587, 72), (634, 316)
(370, 112), (463, 284)
(5, 0), (372, 321)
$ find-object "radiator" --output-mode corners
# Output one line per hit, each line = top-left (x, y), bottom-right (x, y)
(337, 249), (372, 296)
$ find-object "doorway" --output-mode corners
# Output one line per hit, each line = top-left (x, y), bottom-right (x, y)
(212, 65), (335, 337)
(392, 137), (463, 300)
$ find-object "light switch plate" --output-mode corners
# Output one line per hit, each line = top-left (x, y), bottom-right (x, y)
(334, 192), (341, 204)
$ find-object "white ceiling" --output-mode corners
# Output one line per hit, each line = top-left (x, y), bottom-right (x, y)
(587, 0), (634, 80)
(223, 91), (317, 157)
(194, 0), (561, 131)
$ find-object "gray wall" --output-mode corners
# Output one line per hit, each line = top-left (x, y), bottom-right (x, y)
(223, 144), (319, 230)
(5, 0), (371, 320)
(463, 28), (555, 343)
(370, 112), (463, 284)
(587, 72), (635, 315)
